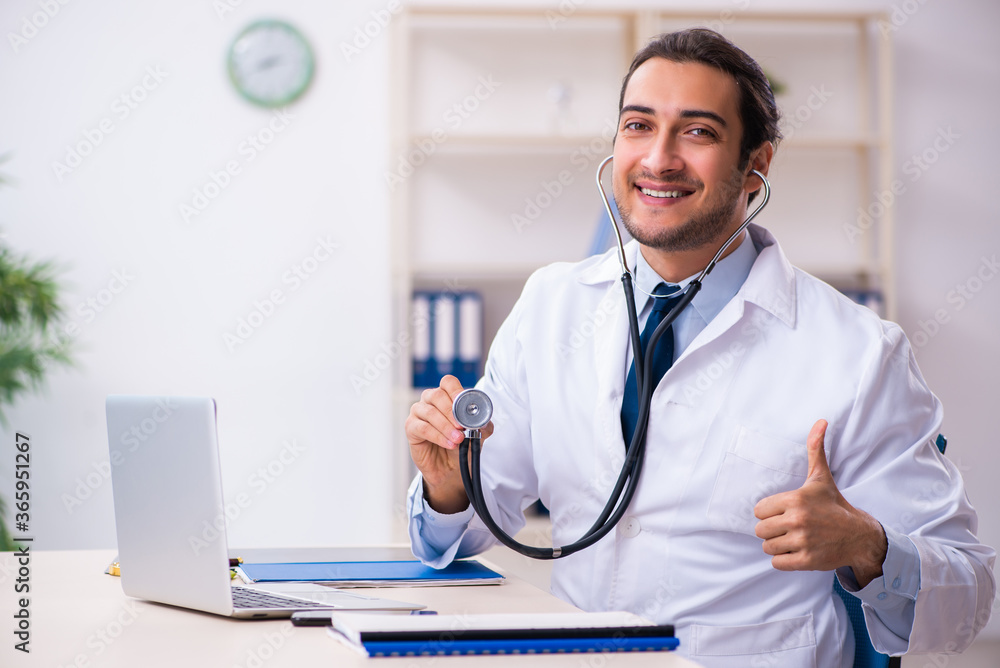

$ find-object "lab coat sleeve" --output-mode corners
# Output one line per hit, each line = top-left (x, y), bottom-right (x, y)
(832, 324), (996, 655)
(407, 275), (542, 566)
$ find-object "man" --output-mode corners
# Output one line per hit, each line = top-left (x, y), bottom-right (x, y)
(404, 28), (995, 666)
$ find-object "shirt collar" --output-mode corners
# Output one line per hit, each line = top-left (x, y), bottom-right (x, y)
(632, 231), (758, 323)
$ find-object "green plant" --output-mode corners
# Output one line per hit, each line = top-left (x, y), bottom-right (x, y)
(0, 157), (72, 550)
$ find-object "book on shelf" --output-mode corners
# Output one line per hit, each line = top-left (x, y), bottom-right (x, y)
(413, 290), (482, 389)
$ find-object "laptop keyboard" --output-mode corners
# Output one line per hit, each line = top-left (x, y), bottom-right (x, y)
(232, 587), (332, 609)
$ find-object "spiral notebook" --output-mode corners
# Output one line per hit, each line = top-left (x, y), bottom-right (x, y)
(328, 611), (678, 657)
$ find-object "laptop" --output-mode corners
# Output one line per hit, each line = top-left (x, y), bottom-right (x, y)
(106, 395), (424, 618)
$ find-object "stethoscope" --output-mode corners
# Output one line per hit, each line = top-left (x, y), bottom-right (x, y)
(454, 155), (771, 560)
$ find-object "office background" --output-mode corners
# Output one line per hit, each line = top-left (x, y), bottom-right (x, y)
(0, 0), (997, 664)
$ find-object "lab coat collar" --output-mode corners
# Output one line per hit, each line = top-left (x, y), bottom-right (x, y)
(575, 239), (641, 286)
(743, 224), (797, 328)
(576, 224), (797, 328)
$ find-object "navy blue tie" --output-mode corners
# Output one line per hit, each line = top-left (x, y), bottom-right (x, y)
(621, 283), (682, 448)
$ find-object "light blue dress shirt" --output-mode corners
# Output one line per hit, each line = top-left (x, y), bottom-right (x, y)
(630, 230), (757, 363)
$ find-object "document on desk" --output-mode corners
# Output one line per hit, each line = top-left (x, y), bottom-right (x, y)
(327, 610), (678, 657)
(235, 559), (505, 588)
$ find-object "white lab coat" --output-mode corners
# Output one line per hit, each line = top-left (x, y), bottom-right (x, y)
(410, 225), (995, 667)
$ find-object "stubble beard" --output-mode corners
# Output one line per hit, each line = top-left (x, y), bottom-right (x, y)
(614, 167), (746, 253)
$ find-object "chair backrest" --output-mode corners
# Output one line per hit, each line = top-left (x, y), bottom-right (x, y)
(834, 579), (894, 668)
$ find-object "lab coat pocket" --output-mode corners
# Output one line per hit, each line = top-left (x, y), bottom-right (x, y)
(706, 425), (808, 536)
(688, 614), (817, 667)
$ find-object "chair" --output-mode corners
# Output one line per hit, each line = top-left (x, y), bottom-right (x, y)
(835, 433), (947, 668)
(834, 579), (900, 668)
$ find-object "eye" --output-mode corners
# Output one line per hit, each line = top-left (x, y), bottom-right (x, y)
(688, 127), (717, 138)
(622, 120), (650, 132)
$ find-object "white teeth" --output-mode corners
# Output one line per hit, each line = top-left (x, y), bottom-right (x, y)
(640, 187), (686, 198)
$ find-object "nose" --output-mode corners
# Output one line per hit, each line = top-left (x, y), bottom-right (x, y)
(640, 132), (684, 176)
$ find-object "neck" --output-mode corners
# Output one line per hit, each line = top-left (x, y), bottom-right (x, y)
(640, 228), (748, 284)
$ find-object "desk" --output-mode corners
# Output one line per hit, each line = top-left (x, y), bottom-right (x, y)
(1, 549), (701, 667)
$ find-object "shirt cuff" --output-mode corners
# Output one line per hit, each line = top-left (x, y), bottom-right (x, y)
(836, 524), (920, 608)
(407, 475), (474, 567)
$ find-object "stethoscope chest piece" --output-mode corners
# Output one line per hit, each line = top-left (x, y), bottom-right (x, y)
(454, 389), (493, 431)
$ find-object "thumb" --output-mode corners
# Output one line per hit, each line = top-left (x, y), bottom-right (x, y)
(805, 419), (831, 483)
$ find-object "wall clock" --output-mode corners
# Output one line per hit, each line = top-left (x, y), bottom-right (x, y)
(228, 20), (314, 107)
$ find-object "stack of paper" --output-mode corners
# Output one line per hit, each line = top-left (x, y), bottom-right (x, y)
(328, 611), (678, 657)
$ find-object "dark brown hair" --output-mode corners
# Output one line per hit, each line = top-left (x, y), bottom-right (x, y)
(619, 28), (782, 171)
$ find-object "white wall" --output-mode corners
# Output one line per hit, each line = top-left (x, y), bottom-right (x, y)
(0, 0), (401, 549)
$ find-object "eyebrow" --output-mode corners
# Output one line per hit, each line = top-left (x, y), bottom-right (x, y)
(620, 105), (728, 128)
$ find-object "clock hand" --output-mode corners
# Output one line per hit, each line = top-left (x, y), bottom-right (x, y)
(256, 55), (282, 72)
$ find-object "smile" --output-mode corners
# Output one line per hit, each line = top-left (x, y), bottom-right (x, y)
(639, 187), (691, 199)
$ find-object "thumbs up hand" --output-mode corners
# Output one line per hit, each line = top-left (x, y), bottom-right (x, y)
(753, 419), (889, 587)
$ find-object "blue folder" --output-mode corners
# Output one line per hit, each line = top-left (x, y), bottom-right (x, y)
(237, 559), (504, 585)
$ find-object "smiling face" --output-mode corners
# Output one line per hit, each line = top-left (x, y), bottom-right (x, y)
(612, 57), (756, 267)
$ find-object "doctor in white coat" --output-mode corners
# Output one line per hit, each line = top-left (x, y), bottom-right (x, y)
(404, 28), (995, 668)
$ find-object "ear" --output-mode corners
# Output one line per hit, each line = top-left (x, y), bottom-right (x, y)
(743, 141), (774, 196)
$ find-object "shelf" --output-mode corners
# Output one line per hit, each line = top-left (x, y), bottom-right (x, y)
(407, 5), (886, 23)
(408, 133), (616, 156)
(406, 133), (885, 155)
(406, 12), (629, 139)
(393, 6), (896, 370)
(408, 11), (633, 31)
(413, 264), (540, 284)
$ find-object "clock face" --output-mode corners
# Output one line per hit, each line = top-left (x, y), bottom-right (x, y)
(228, 20), (314, 107)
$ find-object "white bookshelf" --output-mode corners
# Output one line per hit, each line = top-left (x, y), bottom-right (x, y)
(388, 7), (893, 509)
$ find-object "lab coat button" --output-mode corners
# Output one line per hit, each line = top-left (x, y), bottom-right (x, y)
(877, 592), (888, 601)
(892, 577), (901, 589)
(619, 517), (641, 538)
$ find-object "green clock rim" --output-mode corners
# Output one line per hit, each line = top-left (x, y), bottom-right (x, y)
(227, 18), (315, 108)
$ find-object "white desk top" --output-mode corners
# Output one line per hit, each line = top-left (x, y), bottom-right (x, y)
(1, 548), (700, 667)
